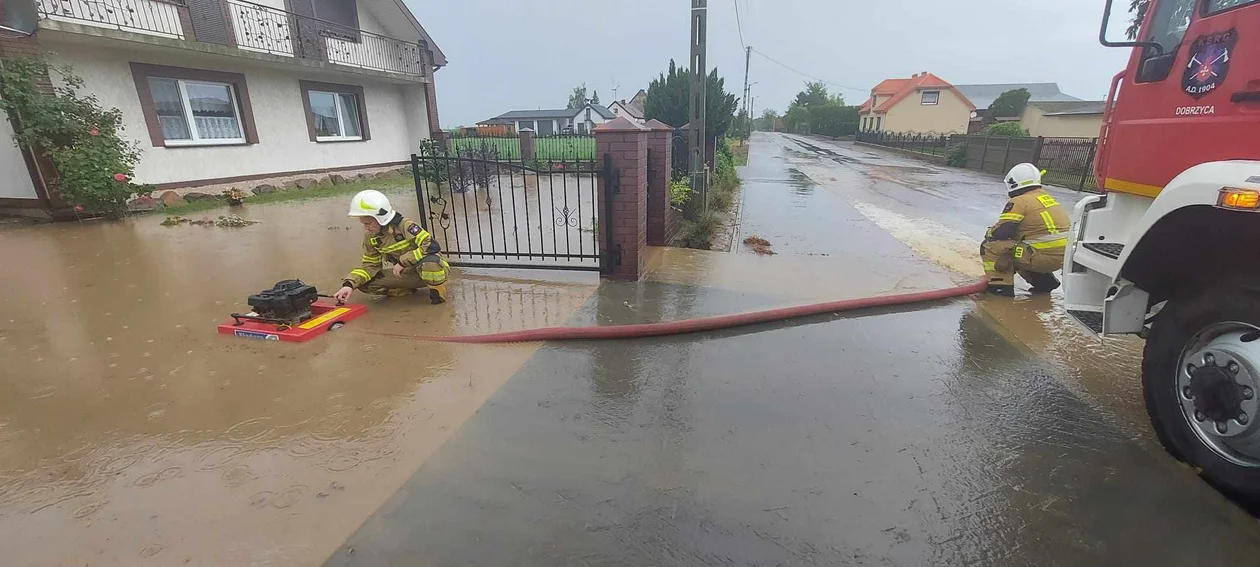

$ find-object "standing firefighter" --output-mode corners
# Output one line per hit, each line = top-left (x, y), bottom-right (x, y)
(333, 190), (450, 305)
(981, 163), (1071, 297)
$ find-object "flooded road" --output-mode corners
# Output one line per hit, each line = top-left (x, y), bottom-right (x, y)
(4, 131), (1260, 566)
(0, 188), (597, 566)
(760, 133), (1151, 439)
(328, 134), (1259, 565)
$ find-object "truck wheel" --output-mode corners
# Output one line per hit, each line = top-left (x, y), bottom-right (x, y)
(1144, 285), (1260, 501)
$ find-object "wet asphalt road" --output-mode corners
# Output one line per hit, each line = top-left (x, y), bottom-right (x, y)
(327, 134), (1260, 565)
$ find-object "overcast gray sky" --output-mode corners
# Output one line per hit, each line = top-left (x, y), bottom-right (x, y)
(407, 0), (1134, 127)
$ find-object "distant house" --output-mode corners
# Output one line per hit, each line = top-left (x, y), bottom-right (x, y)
(1018, 100), (1106, 138)
(858, 72), (975, 135)
(954, 83), (1083, 134)
(477, 104), (615, 135)
(608, 89), (646, 124)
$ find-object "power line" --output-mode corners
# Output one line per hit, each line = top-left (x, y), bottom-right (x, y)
(732, 0), (745, 48)
(750, 48), (868, 94)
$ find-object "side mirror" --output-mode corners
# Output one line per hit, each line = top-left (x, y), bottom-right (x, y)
(1099, 0), (1164, 55)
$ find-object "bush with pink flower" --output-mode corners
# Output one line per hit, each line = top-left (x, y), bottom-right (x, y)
(0, 56), (146, 216)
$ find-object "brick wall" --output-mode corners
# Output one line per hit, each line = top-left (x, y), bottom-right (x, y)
(646, 128), (671, 246)
(595, 121), (649, 280)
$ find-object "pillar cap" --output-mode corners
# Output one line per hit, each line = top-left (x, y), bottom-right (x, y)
(594, 117), (648, 132)
(643, 119), (675, 132)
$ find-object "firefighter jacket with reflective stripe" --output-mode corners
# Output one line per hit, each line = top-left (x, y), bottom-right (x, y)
(344, 215), (440, 288)
(985, 187), (1071, 250)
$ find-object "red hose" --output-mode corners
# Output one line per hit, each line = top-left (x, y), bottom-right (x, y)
(353, 279), (988, 344)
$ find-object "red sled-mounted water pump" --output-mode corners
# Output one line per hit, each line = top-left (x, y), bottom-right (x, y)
(217, 279), (366, 342)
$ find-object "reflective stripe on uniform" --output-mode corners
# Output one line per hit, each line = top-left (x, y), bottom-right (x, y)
(413, 249), (424, 261)
(378, 240), (413, 254)
(998, 213), (1024, 222)
(1029, 237), (1068, 249)
(350, 268), (372, 282)
(1037, 194), (1059, 208)
(983, 261), (996, 271)
(362, 254), (382, 263)
(421, 270), (447, 283)
(413, 230), (431, 248)
(1040, 211), (1059, 234)
(1027, 232), (1066, 244)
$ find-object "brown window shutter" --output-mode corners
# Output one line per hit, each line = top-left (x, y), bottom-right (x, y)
(186, 0), (236, 46)
(285, 0), (327, 61)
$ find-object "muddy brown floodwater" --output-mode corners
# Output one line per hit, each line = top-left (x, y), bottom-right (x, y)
(0, 188), (597, 566)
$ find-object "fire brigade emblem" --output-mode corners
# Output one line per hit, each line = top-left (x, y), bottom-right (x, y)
(1183, 29), (1236, 99)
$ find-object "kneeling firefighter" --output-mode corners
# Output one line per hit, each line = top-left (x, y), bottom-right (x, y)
(980, 163), (1070, 297)
(333, 190), (450, 305)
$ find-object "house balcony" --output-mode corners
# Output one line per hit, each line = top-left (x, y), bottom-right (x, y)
(34, 0), (429, 81)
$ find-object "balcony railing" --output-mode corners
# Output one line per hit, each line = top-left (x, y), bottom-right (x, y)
(36, 0), (427, 78)
(37, 0), (187, 39)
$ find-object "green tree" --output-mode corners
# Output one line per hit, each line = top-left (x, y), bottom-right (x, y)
(783, 103), (810, 133)
(567, 83), (588, 110)
(755, 108), (779, 131)
(983, 122), (1030, 137)
(1127, 0), (1148, 40)
(810, 104), (859, 137)
(1126, 0), (1195, 42)
(794, 81), (831, 108)
(0, 56), (144, 216)
(591, 90), (600, 105)
(644, 60), (739, 138)
(731, 109), (750, 139)
(986, 88), (1031, 120)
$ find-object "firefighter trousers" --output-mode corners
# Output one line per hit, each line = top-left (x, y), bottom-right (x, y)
(981, 240), (1063, 287)
(360, 266), (448, 301)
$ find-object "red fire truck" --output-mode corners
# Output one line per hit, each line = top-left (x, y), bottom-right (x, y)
(1064, 0), (1260, 498)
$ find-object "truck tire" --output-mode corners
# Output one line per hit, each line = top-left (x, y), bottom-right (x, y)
(1143, 283), (1260, 501)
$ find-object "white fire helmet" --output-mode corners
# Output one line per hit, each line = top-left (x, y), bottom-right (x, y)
(347, 189), (396, 225)
(1004, 163), (1045, 193)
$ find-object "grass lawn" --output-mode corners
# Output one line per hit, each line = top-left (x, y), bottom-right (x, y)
(156, 172), (413, 217)
(448, 136), (596, 161)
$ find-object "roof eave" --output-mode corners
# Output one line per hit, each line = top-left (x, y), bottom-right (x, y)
(386, 0), (447, 67)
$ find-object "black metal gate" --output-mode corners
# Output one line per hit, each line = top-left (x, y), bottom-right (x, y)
(411, 151), (604, 271)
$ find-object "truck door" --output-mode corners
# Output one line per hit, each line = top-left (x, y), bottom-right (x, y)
(1103, 0), (1260, 197)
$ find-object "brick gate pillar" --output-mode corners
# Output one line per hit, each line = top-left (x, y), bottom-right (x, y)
(519, 128), (535, 163)
(644, 119), (674, 246)
(595, 118), (649, 280)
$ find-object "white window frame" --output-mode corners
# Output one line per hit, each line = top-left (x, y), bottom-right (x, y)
(310, 90), (363, 142)
(159, 78), (247, 147)
(921, 91), (940, 106)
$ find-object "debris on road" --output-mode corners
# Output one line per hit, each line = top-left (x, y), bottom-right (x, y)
(160, 214), (257, 227)
(743, 235), (776, 255)
(223, 188), (246, 206)
(215, 214), (258, 227)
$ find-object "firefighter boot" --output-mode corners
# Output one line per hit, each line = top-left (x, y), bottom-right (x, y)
(986, 284), (1015, 297)
(1024, 271), (1060, 294)
(428, 283), (447, 305)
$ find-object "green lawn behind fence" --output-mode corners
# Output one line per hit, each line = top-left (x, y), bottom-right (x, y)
(448, 137), (596, 161)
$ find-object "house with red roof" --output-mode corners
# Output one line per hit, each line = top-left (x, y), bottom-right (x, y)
(858, 72), (976, 135)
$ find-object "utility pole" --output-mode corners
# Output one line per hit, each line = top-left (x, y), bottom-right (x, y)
(750, 95), (756, 132)
(688, 0), (708, 216)
(742, 45), (751, 141)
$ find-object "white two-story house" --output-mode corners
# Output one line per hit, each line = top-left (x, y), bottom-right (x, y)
(0, 0), (445, 217)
